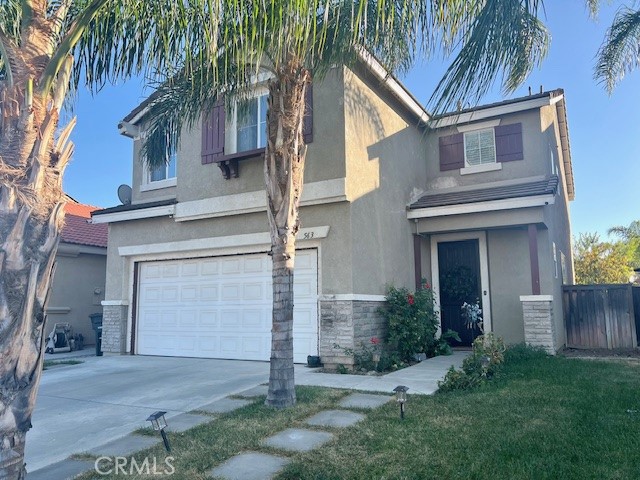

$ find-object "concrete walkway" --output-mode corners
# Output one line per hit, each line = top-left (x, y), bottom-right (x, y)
(26, 351), (465, 477)
(295, 351), (466, 394)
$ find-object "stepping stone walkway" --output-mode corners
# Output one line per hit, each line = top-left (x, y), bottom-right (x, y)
(305, 409), (365, 428)
(28, 458), (95, 480)
(209, 452), (290, 480)
(237, 384), (269, 397)
(199, 397), (253, 414)
(262, 428), (334, 452)
(166, 413), (212, 433)
(339, 393), (392, 409)
(212, 395), (393, 479)
(86, 433), (159, 457)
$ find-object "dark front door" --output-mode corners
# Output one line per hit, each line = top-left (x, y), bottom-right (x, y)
(438, 239), (482, 346)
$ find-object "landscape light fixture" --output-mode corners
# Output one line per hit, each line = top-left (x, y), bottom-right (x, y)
(146, 411), (171, 452)
(393, 385), (408, 420)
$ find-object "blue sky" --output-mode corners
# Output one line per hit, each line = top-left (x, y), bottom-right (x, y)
(63, 2), (639, 238)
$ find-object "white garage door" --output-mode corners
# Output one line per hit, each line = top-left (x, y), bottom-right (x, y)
(136, 249), (318, 363)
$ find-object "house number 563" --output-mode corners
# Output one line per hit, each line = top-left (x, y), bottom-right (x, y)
(302, 232), (315, 239)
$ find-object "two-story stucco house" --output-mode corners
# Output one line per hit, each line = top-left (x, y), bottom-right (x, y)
(92, 55), (574, 364)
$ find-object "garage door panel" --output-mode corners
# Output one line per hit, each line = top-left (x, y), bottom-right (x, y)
(244, 257), (265, 273)
(181, 285), (198, 302)
(177, 335), (197, 353)
(179, 310), (197, 327)
(162, 287), (179, 302)
(201, 259), (220, 276)
(198, 336), (218, 354)
(220, 336), (240, 355)
(141, 286), (162, 303)
(221, 258), (241, 274)
(243, 283), (265, 300)
(199, 311), (218, 328)
(200, 285), (218, 301)
(137, 250), (318, 361)
(242, 310), (264, 329)
(181, 261), (199, 276)
(221, 284), (240, 301)
(162, 264), (180, 278)
(219, 309), (241, 329)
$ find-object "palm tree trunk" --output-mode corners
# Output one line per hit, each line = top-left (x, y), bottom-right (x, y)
(264, 58), (310, 408)
(0, 23), (75, 475)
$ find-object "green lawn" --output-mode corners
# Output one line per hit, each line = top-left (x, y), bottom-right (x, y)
(78, 351), (640, 480)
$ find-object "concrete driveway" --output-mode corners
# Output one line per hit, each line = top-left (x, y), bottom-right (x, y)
(25, 355), (270, 472)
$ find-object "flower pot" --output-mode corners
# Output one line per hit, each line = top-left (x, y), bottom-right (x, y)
(307, 355), (322, 368)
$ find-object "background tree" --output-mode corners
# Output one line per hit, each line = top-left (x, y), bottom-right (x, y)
(573, 233), (634, 284)
(608, 220), (640, 268)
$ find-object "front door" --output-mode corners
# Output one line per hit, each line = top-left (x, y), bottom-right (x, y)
(437, 239), (482, 346)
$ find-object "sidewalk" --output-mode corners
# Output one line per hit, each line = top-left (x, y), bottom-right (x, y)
(295, 351), (466, 394)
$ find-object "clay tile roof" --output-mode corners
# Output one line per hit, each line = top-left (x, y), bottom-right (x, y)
(61, 202), (108, 248)
(409, 176), (559, 210)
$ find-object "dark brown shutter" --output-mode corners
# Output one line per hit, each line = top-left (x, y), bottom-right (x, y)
(202, 97), (225, 164)
(495, 123), (523, 162)
(439, 133), (464, 171)
(303, 84), (313, 144)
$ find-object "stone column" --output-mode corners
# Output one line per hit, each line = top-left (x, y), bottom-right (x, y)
(520, 295), (556, 354)
(318, 298), (387, 369)
(101, 303), (128, 354)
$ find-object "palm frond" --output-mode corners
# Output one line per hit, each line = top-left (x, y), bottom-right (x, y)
(429, 0), (549, 114)
(595, 6), (640, 93)
(586, 0), (601, 19)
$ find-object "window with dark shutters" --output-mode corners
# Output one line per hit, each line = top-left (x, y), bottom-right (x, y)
(439, 133), (464, 171)
(495, 123), (523, 162)
(201, 87), (314, 176)
(201, 98), (225, 165)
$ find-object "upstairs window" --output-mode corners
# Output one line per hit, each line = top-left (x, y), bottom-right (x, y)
(145, 131), (177, 188)
(439, 123), (523, 172)
(464, 128), (496, 166)
(202, 84), (313, 179)
(236, 94), (268, 152)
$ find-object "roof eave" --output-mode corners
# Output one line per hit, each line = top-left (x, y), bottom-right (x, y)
(555, 97), (575, 201)
(355, 48), (430, 124)
(429, 90), (565, 129)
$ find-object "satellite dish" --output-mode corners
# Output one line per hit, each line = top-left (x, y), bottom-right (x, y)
(117, 184), (132, 205)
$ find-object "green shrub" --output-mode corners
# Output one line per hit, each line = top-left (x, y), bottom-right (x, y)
(438, 333), (506, 392)
(427, 329), (461, 357)
(438, 365), (482, 391)
(503, 343), (549, 364)
(380, 283), (439, 362)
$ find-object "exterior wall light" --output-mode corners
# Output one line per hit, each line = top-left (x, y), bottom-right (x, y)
(393, 385), (409, 419)
(146, 411), (171, 452)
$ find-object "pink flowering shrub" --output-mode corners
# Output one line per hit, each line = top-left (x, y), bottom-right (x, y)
(380, 281), (439, 362)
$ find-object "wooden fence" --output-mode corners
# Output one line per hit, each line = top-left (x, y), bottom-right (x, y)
(562, 284), (638, 349)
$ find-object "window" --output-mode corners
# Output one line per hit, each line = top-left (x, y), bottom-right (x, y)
(237, 94), (268, 151)
(225, 92), (268, 154)
(464, 128), (496, 166)
(146, 131), (177, 187)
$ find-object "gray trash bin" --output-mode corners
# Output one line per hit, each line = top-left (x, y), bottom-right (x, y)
(89, 313), (103, 356)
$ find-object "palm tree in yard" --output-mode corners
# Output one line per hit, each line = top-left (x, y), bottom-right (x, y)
(137, 0), (550, 409)
(0, 1), (204, 477)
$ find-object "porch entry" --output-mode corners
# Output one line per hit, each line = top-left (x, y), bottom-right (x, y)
(431, 232), (491, 347)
